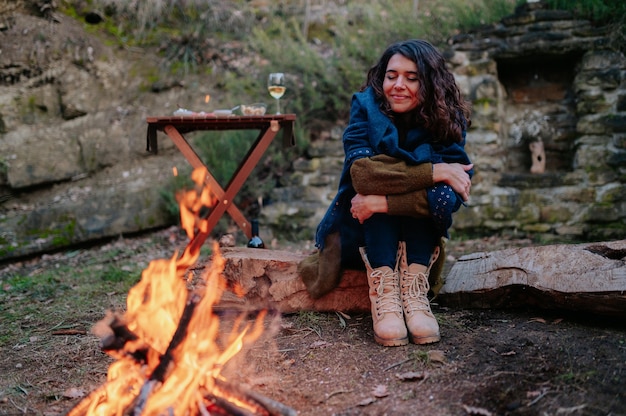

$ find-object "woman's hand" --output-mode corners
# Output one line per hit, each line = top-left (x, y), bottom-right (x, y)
(433, 163), (473, 201)
(350, 194), (388, 224)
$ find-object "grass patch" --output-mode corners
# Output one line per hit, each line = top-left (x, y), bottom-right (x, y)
(0, 252), (144, 348)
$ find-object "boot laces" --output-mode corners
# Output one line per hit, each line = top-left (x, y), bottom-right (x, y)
(403, 271), (432, 313)
(371, 268), (402, 314)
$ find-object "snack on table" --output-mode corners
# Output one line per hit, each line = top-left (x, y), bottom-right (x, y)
(241, 103), (267, 115)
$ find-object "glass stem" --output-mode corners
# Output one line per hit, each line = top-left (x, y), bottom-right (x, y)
(276, 98), (281, 115)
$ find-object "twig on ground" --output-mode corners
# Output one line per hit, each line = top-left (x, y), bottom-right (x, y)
(485, 371), (525, 379)
(323, 389), (352, 402)
(9, 398), (27, 413)
(556, 404), (587, 414)
(52, 329), (87, 335)
(384, 358), (411, 371)
(527, 388), (550, 407)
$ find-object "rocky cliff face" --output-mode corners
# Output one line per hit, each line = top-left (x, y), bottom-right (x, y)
(0, 10), (192, 260)
(1, 2), (625, 262)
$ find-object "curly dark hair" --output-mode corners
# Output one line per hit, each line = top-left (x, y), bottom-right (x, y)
(362, 39), (471, 145)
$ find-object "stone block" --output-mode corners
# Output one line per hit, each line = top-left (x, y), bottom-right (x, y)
(613, 134), (626, 149)
(575, 69), (622, 91)
(555, 225), (585, 237)
(306, 172), (336, 188)
(469, 75), (500, 101)
(577, 115), (611, 135)
(580, 50), (625, 71)
(603, 114), (626, 133)
(522, 223), (552, 233)
(317, 156), (343, 175)
(292, 158), (319, 173)
(597, 184), (626, 204)
(3, 125), (83, 188)
(498, 172), (566, 189)
(469, 131), (499, 145)
(576, 91), (611, 114)
(451, 206), (484, 229)
(586, 170), (620, 187)
(585, 222), (626, 240)
(454, 74), (470, 96)
(308, 139), (343, 158)
(608, 150), (626, 168)
(516, 203), (541, 223)
(574, 144), (611, 169)
(540, 205), (573, 223)
(447, 51), (469, 67)
(583, 204), (622, 222)
(554, 186), (596, 203)
(617, 95), (626, 112)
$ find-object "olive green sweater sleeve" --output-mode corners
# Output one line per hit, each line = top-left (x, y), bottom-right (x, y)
(350, 155), (434, 218)
(350, 154), (434, 195)
(386, 190), (430, 217)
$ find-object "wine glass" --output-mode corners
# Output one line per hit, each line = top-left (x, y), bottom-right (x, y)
(268, 72), (286, 114)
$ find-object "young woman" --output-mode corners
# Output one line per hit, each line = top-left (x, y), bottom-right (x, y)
(299, 39), (473, 346)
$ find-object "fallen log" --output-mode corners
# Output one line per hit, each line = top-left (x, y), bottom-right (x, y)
(202, 248), (370, 314)
(438, 240), (626, 317)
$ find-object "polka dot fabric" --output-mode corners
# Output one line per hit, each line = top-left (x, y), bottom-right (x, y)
(427, 184), (460, 234)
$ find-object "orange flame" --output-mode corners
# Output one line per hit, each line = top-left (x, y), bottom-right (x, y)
(71, 167), (265, 415)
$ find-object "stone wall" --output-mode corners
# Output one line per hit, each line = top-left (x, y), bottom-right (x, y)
(265, 2), (626, 244)
(449, 2), (626, 241)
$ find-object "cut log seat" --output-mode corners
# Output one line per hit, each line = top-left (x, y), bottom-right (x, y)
(210, 248), (370, 314)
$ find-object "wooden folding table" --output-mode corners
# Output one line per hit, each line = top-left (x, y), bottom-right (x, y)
(146, 114), (296, 250)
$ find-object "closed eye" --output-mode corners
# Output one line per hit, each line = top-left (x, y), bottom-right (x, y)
(385, 71), (418, 82)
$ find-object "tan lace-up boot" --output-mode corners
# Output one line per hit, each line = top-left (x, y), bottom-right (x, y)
(359, 247), (408, 346)
(399, 242), (441, 344)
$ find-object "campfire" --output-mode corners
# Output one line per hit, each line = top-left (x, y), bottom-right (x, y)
(68, 167), (296, 416)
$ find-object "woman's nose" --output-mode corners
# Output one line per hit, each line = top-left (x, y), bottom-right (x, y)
(394, 77), (406, 89)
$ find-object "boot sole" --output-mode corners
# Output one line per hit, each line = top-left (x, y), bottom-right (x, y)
(410, 334), (440, 345)
(374, 335), (409, 347)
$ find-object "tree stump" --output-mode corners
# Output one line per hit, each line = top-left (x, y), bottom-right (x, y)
(438, 240), (626, 317)
(208, 248), (370, 314)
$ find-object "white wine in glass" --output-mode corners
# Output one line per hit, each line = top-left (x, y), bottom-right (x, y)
(268, 72), (286, 114)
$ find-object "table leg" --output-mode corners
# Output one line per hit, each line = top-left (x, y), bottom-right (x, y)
(189, 120), (281, 251)
(163, 125), (251, 238)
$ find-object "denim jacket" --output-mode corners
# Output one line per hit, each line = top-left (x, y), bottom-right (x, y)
(315, 87), (473, 268)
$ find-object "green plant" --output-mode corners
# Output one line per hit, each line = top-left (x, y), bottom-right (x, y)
(441, 0), (519, 32)
(292, 310), (327, 336)
(409, 349), (431, 366)
(543, 0), (626, 23)
(59, 0), (520, 126)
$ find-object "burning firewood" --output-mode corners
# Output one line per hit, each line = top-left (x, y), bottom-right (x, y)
(67, 168), (297, 416)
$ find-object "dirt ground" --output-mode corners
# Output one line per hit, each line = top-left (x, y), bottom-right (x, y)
(0, 228), (624, 416)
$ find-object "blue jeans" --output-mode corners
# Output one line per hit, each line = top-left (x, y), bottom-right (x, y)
(363, 214), (439, 269)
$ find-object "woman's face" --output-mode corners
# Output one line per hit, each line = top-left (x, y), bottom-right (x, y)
(382, 53), (420, 113)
